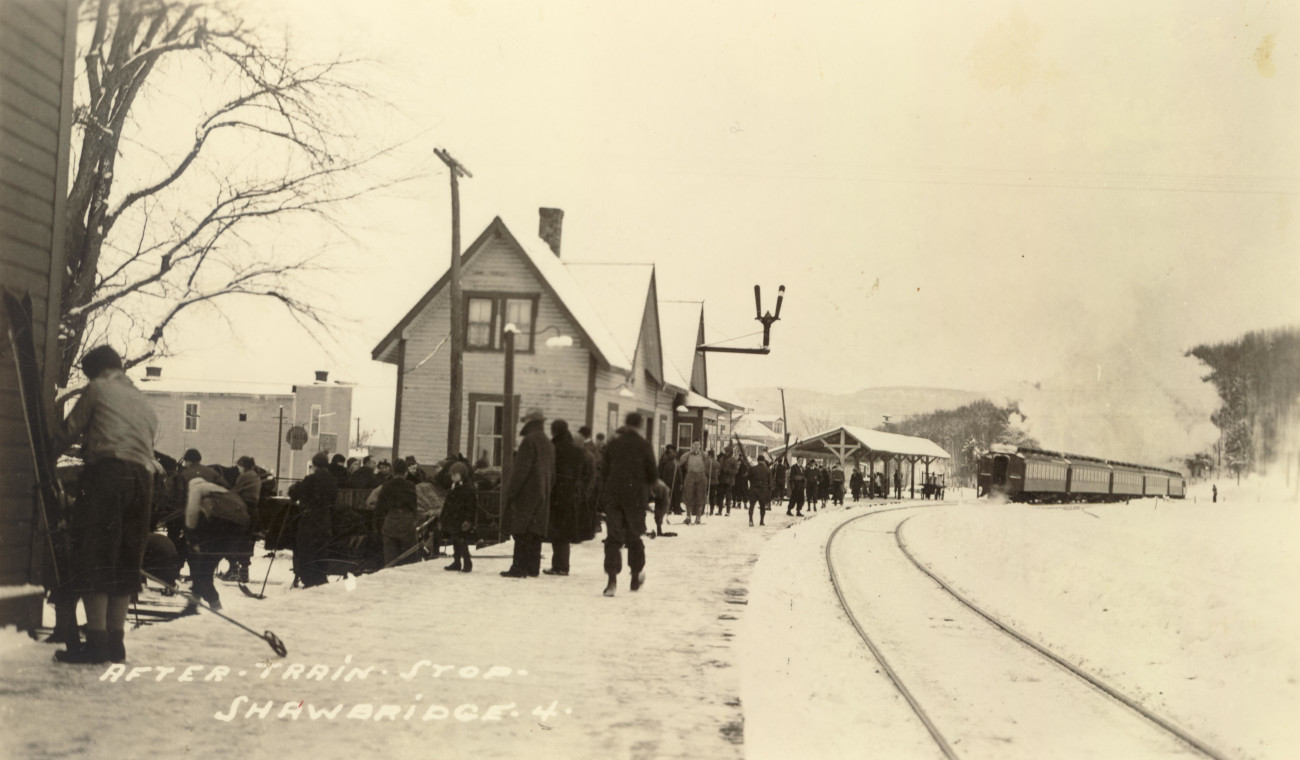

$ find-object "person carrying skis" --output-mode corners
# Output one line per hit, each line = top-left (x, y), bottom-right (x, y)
(49, 345), (158, 664)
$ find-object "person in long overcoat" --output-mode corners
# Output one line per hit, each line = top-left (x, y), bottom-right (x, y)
(600, 412), (658, 596)
(289, 452), (338, 588)
(502, 409), (555, 578)
(547, 420), (594, 576)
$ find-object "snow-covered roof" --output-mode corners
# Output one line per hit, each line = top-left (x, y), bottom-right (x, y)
(502, 219), (635, 373)
(135, 377), (296, 397)
(658, 300), (702, 392)
(372, 217), (634, 373)
(563, 263), (653, 369)
(772, 425), (951, 460)
(733, 416), (783, 441)
(684, 390), (724, 412)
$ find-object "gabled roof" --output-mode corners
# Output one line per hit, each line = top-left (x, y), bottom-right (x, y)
(771, 425), (951, 461)
(564, 263), (654, 371)
(371, 217), (632, 372)
(683, 390), (724, 412)
(658, 300), (703, 393)
(733, 416), (783, 441)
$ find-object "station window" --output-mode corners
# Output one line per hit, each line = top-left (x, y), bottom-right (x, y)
(464, 292), (539, 352)
(184, 402), (200, 431)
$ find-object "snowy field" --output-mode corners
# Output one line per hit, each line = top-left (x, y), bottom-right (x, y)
(1, 478), (1296, 759)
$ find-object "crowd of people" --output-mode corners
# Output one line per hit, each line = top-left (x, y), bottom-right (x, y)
(40, 343), (935, 666)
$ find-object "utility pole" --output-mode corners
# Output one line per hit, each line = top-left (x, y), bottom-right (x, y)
(355, 416), (361, 449)
(435, 148), (472, 459)
(274, 406), (284, 495)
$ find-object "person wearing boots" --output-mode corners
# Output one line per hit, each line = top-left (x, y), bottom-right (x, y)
(787, 461), (805, 516)
(50, 345), (159, 664)
(184, 477), (251, 610)
(678, 441), (709, 525)
(501, 408), (554, 578)
(376, 459), (419, 566)
(749, 455), (772, 526)
(288, 453), (338, 588)
(442, 461), (477, 573)
(599, 412), (657, 596)
(218, 455), (262, 583)
(546, 420), (594, 576)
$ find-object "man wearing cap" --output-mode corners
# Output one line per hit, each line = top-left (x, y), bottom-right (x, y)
(599, 412), (658, 596)
(501, 408), (554, 578)
(49, 345), (158, 664)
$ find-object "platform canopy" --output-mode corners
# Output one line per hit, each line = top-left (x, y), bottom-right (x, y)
(768, 425), (951, 467)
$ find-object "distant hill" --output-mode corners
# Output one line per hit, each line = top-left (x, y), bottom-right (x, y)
(732, 386), (991, 437)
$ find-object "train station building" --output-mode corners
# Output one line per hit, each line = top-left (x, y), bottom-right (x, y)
(372, 209), (732, 465)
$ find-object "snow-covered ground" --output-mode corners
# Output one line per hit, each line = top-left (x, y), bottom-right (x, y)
(2, 478), (1296, 759)
(744, 476), (1299, 760)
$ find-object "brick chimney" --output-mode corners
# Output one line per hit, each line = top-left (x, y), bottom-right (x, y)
(539, 207), (564, 257)
(315, 370), (329, 383)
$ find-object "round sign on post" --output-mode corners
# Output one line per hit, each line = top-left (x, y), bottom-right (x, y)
(286, 425), (309, 451)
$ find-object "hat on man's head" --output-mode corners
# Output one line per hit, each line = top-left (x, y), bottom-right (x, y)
(520, 407), (545, 424)
(448, 461), (470, 481)
(311, 452), (330, 469)
(182, 448), (202, 463)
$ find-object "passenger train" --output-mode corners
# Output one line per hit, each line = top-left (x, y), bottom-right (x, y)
(977, 444), (1186, 502)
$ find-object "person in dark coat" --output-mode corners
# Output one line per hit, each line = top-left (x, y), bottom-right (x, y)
(329, 453), (351, 489)
(289, 452), (338, 588)
(719, 451), (738, 513)
(502, 408), (555, 578)
(600, 412), (657, 596)
(773, 458), (788, 505)
(350, 456), (379, 490)
(850, 468), (864, 502)
(375, 459), (418, 566)
(655, 445), (679, 535)
(749, 456), (771, 527)
(787, 461), (805, 516)
(442, 461), (477, 572)
(546, 420), (594, 576)
(220, 455), (263, 583)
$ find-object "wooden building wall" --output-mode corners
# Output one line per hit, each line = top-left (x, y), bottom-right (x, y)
(0, 0), (77, 628)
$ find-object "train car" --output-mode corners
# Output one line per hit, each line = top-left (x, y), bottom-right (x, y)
(978, 445), (1187, 502)
(1108, 465), (1144, 497)
(1023, 450), (1069, 500)
(1142, 471), (1170, 498)
(1066, 457), (1113, 500)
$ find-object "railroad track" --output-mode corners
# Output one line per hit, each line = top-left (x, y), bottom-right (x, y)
(824, 503), (1230, 760)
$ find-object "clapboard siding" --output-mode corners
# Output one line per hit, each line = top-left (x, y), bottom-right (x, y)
(397, 230), (593, 462)
(0, 172), (54, 221)
(0, 154), (56, 198)
(0, 205), (53, 249)
(0, 0), (75, 622)
(0, 3), (65, 61)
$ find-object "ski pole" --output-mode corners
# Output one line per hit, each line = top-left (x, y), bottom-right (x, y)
(141, 569), (287, 657)
(247, 499), (294, 599)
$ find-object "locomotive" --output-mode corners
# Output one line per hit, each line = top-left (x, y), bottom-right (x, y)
(977, 444), (1186, 502)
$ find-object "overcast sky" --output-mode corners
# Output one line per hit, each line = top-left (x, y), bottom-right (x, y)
(139, 0), (1300, 451)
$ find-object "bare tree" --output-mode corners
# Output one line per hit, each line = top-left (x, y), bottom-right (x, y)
(59, 0), (401, 390)
(798, 410), (832, 437)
